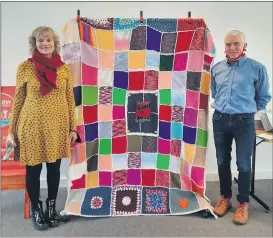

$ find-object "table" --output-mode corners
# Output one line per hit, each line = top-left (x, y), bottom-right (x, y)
(234, 129), (272, 213)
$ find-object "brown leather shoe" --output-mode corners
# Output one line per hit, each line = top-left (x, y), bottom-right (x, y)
(213, 195), (232, 217)
(233, 202), (249, 225)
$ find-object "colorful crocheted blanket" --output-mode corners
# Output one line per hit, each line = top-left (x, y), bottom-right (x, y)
(61, 17), (216, 217)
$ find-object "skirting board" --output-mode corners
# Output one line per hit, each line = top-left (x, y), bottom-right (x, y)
(206, 170), (273, 181)
(40, 171), (273, 188)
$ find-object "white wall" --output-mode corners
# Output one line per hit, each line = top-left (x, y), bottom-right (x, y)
(1, 1), (272, 187)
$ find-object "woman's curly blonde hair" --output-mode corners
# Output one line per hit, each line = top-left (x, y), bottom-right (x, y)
(28, 26), (61, 55)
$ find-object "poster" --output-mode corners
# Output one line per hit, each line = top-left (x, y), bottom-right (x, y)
(1, 86), (16, 161)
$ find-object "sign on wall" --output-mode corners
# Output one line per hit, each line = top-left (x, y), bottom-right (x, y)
(1, 86), (16, 161)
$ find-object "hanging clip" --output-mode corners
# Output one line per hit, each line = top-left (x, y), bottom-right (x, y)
(140, 10), (144, 23)
(188, 11), (191, 18)
(77, 9), (80, 22)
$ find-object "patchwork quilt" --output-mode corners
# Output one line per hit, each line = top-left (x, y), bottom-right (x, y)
(61, 17), (216, 217)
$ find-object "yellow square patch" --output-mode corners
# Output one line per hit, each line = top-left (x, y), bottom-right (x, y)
(96, 29), (114, 51)
(128, 51), (146, 70)
(87, 171), (99, 188)
(183, 143), (196, 165)
(200, 72), (211, 95)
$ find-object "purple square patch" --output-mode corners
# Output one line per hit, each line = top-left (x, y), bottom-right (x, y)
(114, 71), (128, 90)
(159, 121), (171, 140)
(127, 169), (141, 185)
(183, 125), (196, 144)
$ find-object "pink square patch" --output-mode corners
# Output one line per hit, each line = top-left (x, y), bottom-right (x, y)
(182, 159), (191, 176)
(158, 138), (170, 154)
(113, 106), (125, 120)
(82, 63), (98, 86)
(187, 51), (204, 72)
(98, 105), (112, 122)
(191, 166), (205, 187)
(186, 90), (199, 109)
(99, 171), (112, 186)
(183, 107), (198, 127)
(181, 175), (192, 191)
(158, 71), (172, 89)
(173, 52), (188, 71)
(76, 124), (85, 144)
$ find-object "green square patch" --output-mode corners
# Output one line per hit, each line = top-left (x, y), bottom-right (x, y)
(99, 139), (112, 155)
(159, 89), (171, 105)
(113, 88), (126, 105)
(160, 54), (174, 71)
(82, 86), (98, 105)
(156, 154), (170, 170)
(196, 128), (208, 147)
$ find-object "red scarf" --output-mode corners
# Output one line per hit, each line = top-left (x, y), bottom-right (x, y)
(28, 51), (64, 96)
(226, 52), (245, 61)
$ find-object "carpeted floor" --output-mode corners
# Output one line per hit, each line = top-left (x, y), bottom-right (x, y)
(1, 180), (272, 237)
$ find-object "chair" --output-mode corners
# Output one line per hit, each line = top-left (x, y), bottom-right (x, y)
(1, 160), (30, 219)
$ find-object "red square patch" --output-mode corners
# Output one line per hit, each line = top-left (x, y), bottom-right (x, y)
(190, 28), (205, 51)
(83, 105), (98, 124)
(175, 31), (194, 52)
(129, 71), (145, 90)
(155, 170), (170, 187)
(191, 180), (204, 196)
(159, 105), (172, 121)
(142, 169), (155, 186)
(71, 174), (86, 189)
(199, 93), (209, 110)
(204, 54), (214, 65)
(112, 136), (127, 154)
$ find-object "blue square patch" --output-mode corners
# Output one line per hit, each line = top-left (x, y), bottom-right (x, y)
(142, 187), (170, 214)
(146, 50), (160, 70)
(81, 187), (112, 216)
(171, 90), (185, 107)
(98, 121), (112, 138)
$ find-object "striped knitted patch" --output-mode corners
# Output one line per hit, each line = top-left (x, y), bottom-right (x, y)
(113, 170), (127, 186)
(112, 119), (126, 137)
(144, 70), (158, 90)
(99, 86), (112, 104)
(172, 105), (184, 122)
(171, 140), (181, 157)
(128, 152), (141, 168)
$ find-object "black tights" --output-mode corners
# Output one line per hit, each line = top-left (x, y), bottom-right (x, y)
(26, 159), (62, 205)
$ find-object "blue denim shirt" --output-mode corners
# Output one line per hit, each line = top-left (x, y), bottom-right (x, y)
(211, 56), (272, 114)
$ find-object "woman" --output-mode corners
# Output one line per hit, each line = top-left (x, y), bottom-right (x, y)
(7, 26), (77, 230)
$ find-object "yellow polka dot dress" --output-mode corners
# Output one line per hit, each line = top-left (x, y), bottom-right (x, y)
(9, 61), (76, 166)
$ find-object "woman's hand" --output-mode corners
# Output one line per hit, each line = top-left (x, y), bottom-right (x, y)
(70, 131), (77, 144)
(7, 133), (16, 147)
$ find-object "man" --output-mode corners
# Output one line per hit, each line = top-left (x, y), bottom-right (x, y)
(210, 30), (271, 225)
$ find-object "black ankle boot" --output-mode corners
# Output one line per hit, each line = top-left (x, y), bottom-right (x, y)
(45, 199), (60, 227)
(31, 201), (48, 230)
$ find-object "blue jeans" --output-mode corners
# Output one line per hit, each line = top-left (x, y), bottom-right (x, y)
(212, 110), (255, 204)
